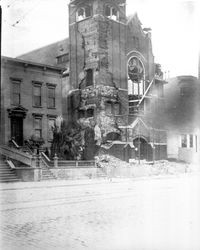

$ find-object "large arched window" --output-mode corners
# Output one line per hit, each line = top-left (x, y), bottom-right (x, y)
(105, 5), (119, 21)
(76, 5), (92, 21)
(128, 57), (145, 96)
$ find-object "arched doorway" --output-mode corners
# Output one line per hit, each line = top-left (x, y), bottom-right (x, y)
(133, 137), (152, 161)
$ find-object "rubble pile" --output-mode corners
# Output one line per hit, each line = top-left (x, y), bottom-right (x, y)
(97, 154), (130, 168)
(96, 154), (192, 177)
(148, 160), (189, 175)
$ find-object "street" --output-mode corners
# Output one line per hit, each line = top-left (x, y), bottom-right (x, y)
(0, 174), (200, 250)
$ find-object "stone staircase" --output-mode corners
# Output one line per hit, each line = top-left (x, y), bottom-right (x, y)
(0, 158), (21, 183)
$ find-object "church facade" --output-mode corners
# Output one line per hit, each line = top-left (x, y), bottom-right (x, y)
(67, 0), (167, 161)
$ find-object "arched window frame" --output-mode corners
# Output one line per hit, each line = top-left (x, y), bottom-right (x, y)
(105, 4), (119, 21)
(127, 56), (145, 97)
(76, 5), (92, 22)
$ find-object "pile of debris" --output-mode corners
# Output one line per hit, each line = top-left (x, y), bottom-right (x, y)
(96, 154), (130, 168)
(96, 154), (192, 177)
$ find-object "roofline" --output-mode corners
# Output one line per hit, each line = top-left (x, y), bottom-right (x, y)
(1, 56), (66, 72)
(17, 37), (69, 59)
(177, 75), (198, 81)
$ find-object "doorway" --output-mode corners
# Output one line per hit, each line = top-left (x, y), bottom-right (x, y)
(133, 137), (152, 161)
(11, 117), (23, 146)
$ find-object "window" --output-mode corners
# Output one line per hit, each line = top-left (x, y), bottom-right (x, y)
(86, 109), (94, 118)
(129, 102), (139, 114)
(181, 134), (197, 149)
(85, 69), (93, 87)
(78, 110), (85, 119)
(47, 86), (56, 108)
(33, 84), (42, 107)
(181, 134), (187, 148)
(128, 57), (145, 96)
(105, 102), (112, 115)
(78, 109), (94, 119)
(48, 118), (55, 141)
(106, 102), (121, 115)
(76, 5), (92, 21)
(105, 5), (119, 21)
(34, 117), (42, 139)
(189, 134), (193, 148)
(195, 135), (198, 152)
(11, 79), (21, 105)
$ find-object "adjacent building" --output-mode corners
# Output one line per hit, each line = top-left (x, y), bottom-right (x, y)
(164, 76), (200, 163)
(0, 57), (64, 148)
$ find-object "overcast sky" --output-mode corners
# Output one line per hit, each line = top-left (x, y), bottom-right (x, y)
(1, 0), (200, 77)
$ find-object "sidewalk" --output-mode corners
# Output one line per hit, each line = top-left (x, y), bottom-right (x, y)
(1, 171), (199, 191)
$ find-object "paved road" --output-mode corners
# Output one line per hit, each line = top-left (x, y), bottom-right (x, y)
(0, 175), (200, 250)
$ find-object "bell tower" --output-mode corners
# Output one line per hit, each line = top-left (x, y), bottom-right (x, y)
(69, 0), (128, 140)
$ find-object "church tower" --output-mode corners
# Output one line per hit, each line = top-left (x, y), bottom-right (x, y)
(68, 0), (128, 140)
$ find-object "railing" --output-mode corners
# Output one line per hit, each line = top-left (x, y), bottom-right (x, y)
(0, 145), (37, 168)
(57, 160), (96, 168)
(41, 152), (96, 169)
(9, 139), (20, 149)
(24, 140), (35, 153)
(41, 152), (54, 168)
(0, 145), (97, 169)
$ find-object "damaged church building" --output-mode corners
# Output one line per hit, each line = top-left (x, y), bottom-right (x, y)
(1, 0), (168, 162)
(67, 0), (167, 162)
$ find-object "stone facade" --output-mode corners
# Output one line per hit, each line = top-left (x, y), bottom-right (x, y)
(69, 0), (128, 140)
(68, 0), (167, 161)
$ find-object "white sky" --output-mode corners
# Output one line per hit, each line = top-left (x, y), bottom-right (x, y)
(1, 0), (200, 77)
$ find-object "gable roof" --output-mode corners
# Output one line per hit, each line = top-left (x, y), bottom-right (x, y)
(127, 13), (142, 25)
(17, 38), (69, 66)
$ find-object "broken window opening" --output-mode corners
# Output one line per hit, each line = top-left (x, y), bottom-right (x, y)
(181, 134), (187, 148)
(105, 5), (119, 21)
(85, 69), (93, 87)
(76, 6), (92, 21)
(128, 57), (145, 96)
(86, 109), (94, 118)
(106, 102), (121, 115)
(78, 110), (85, 119)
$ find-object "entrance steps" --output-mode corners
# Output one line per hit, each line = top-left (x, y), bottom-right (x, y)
(0, 158), (21, 183)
